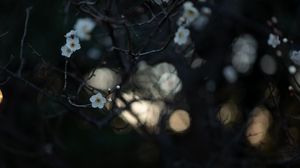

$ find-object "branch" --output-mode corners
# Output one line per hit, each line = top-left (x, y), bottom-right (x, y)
(18, 7), (33, 76)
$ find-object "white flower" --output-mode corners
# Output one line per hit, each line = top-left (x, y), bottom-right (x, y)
(61, 30), (81, 58)
(290, 50), (300, 65)
(74, 18), (96, 41)
(89, 93), (107, 109)
(174, 26), (190, 45)
(177, 16), (188, 26)
(66, 37), (81, 52)
(61, 45), (73, 58)
(267, 33), (280, 48)
(182, 1), (199, 25)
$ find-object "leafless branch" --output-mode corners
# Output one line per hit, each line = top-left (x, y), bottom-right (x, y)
(18, 7), (33, 76)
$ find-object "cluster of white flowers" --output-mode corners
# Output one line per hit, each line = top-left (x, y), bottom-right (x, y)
(174, 1), (199, 46)
(181, 2), (200, 26)
(61, 18), (96, 58)
(61, 30), (81, 58)
(174, 2), (211, 46)
(267, 33), (280, 48)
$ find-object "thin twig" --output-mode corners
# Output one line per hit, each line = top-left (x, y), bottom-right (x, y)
(0, 31), (8, 40)
(67, 97), (91, 108)
(18, 7), (33, 76)
(63, 59), (69, 91)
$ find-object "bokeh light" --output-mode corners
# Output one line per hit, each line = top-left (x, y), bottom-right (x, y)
(0, 89), (3, 104)
(86, 68), (121, 91)
(223, 66), (238, 83)
(232, 34), (257, 73)
(217, 101), (240, 126)
(119, 100), (165, 132)
(246, 106), (272, 148)
(260, 55), (277, 75)
(168, 109), (191, 133)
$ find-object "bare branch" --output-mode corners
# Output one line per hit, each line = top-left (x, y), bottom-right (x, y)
(18, 7), (33, 76)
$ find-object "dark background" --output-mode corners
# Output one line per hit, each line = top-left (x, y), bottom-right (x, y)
(1, 0), (300, 168)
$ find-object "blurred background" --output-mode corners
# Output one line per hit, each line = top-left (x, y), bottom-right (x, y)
(1, 0), (300, 167)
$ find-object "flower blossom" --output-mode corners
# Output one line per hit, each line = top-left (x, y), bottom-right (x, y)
(174, 26), (190, 45)
(66, 36), (81, 52)
(182, 1), (199, 26)
(61, 30), (81, 58)
(61, 45), (73, 58)
(267, 33), (280, 48)
(89, 92), (107, 109)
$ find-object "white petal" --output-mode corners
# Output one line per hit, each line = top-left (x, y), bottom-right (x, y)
(267, 33), (280, 48)
(91, 102), (98, 108)
(65, 30), (77, 38)
(96, 92), (103, 98)
(89, 95), (96, 102)
(66, 38), (81, 52)
(61, 45), (73, 58)
(97, 103), (105, 109)
(174, 27), (190, 45)
(66, 37), (80, 44)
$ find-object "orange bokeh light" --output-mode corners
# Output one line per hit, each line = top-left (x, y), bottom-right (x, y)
(0, 89), (3, 104)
